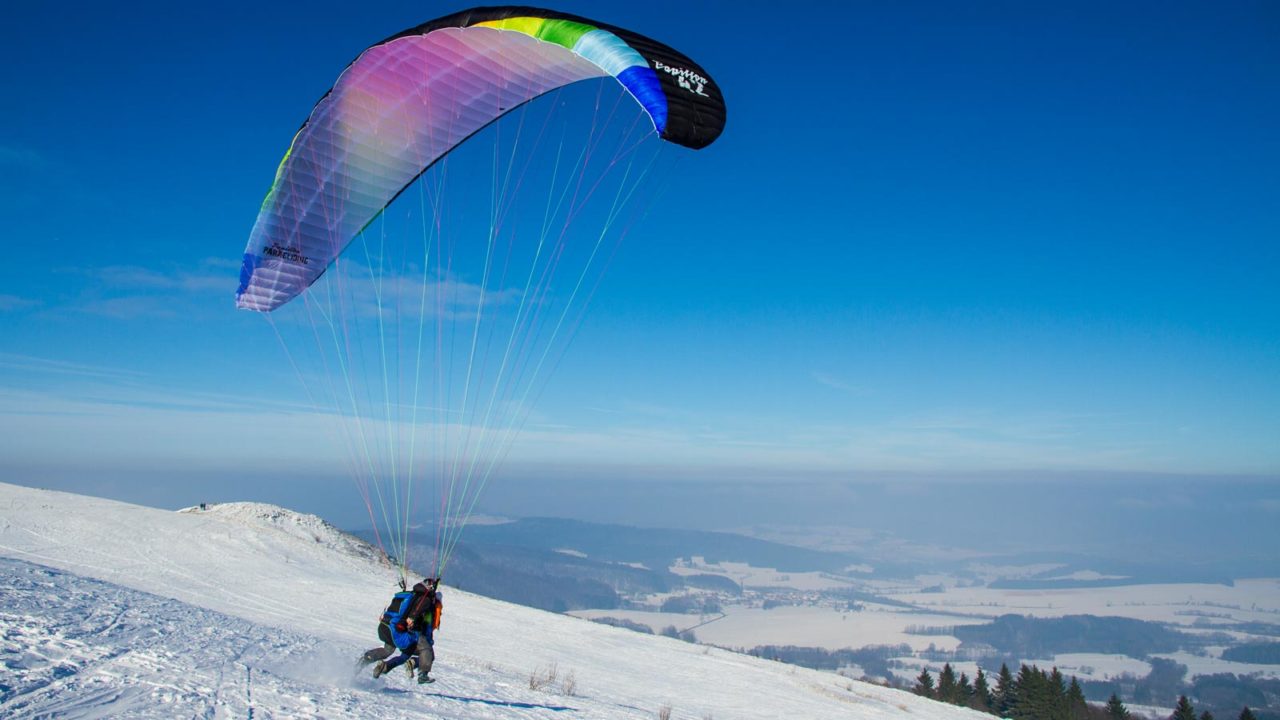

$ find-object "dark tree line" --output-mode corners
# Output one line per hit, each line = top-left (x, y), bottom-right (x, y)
(953, 615), (1188, 657)
(1220, 643), (1280, 665)
(745, 644), (911, 680)
(912, 662), (1259, 720)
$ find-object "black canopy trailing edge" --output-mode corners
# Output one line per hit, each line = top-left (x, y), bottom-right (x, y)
(343, 5), (726, 149)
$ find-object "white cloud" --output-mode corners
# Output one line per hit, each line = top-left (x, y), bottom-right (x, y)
(95, 265), (224, 293)
(286, 261), (525, 323)
(0, 353), (148, 381)
(0, 294), (40, 312)
(79, 296), (182, 320)
(36, 261), (235, 320)
(0, 145), (49, 171)
(810, 371), (867, 395)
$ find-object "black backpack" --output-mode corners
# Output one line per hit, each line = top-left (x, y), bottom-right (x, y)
(405, 582), (436, 624)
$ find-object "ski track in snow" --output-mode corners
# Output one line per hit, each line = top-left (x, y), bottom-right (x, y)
(0, 557), (588, 720)
(3, 558), (352, 719)
(0, 483), (994, 720)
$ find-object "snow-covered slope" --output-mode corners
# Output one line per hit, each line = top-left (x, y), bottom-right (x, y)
(0, 482), (990, 719)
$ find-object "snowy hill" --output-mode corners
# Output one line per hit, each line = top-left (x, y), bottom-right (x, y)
(177, 501), (385, 565)
(0, 482), (992, 719)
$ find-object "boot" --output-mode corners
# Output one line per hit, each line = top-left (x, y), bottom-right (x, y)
(372, 660), (387, 679)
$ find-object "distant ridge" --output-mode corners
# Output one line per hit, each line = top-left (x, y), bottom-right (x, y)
(179, 501), (386, 565)
(460, 516), (865, 574)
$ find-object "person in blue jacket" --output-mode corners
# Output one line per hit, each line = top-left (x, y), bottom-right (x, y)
(370, 579), (442, 684)
(373, 615), (433, 683)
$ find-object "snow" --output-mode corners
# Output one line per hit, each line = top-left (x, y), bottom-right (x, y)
(671, 558), (856, 591)
(1020, 651), (1280, 683)
(1041, 571), (1129, 582)
(0, 482), (993, 719)
(1149, 651), (1280, 681)
(572, 606), (989, 653)
(1017, 654), (1153, 682)
(890, 581), (1280, 628)
(887, 658), (985, 685)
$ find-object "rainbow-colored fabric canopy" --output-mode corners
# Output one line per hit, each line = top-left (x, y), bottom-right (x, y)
(236, 6), (725, 312)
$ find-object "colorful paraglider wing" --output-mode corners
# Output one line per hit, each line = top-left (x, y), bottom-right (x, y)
(236, 6), (726, 312)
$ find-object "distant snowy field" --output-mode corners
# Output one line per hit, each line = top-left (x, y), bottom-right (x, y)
(576, 584), (1280, 676)
(573, 605), (988, 653)
(579, 558), (1280, 682)
(0, 482), (994, 719)
(893, 581), (1280, 627)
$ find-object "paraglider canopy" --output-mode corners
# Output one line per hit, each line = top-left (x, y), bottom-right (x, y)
(236, 6), (726, 313)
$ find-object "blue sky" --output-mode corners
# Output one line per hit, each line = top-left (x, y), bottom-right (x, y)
(1, 1), (1277, 519)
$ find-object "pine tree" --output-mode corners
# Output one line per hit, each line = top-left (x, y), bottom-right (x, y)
(1010, 664), (1042, 720)
(995, 663), (1016, 716)
(1172, 695), (1197, 720)
(971, 667), (995, 713)
(1107, 694), (1131, 720)
(1201, 711), (1215, 720)
(914, 669), (936, 699)
(938, 664), (960, 705)
(1238, 708), (1256, 720)
(1067, 677), (1089, 720)
(959, 672), (975, 706)
(1008, 664), (1030, 720)
(1050, 668), (1070, 720)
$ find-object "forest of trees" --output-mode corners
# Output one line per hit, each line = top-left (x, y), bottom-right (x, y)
(1221, 643), (1280, 665)
(747, 644), (911, 679)
(912, 662), (1261, 720)
(951, 615), (1190, 657)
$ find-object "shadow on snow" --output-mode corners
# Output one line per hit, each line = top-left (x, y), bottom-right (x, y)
(434, 692), (577, 712)
(377, 686), (576, 712)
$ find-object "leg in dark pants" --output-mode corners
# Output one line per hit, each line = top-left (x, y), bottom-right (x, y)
(383, 644), (417, 672)
(361, 623), (395, 664)
(416, 626), (435, 680)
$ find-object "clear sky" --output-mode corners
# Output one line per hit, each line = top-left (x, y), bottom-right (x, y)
(1, 1), (1277, 522)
